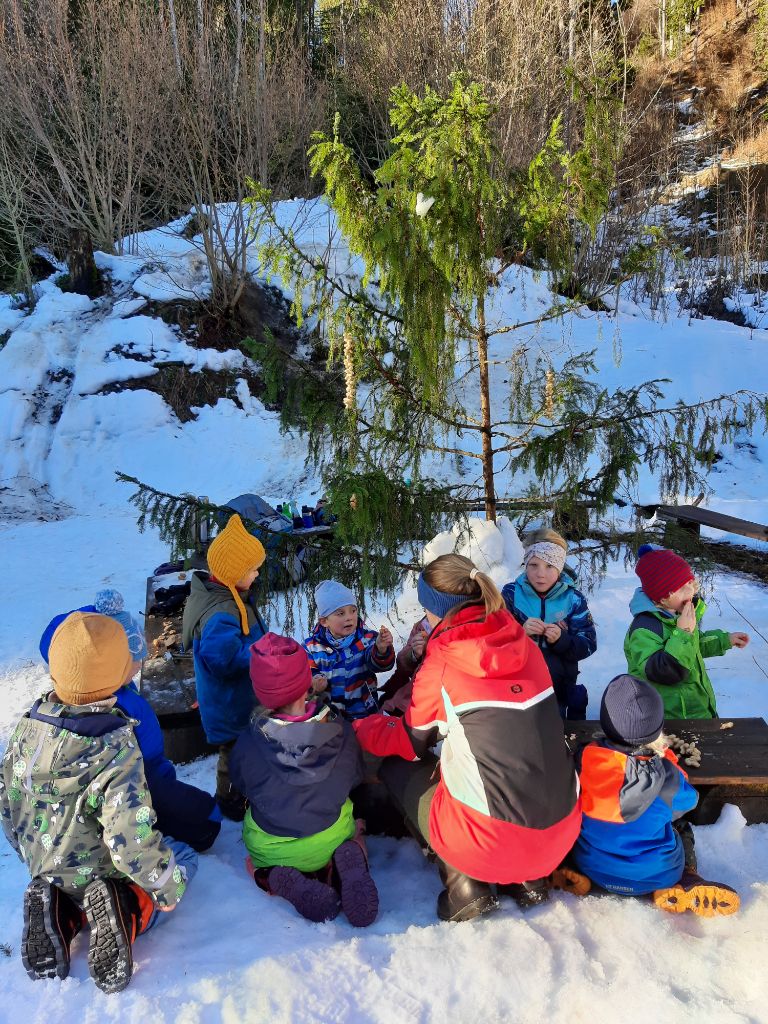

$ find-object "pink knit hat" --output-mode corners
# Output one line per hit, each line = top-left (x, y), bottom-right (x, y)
(635, 545), (694, 603)
(249, 632), (312, 709)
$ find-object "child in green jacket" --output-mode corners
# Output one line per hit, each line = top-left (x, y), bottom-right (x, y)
(624, 546), (749, 719)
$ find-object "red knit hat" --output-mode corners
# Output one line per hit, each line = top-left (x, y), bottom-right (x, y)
(249, 632), (312, 709)
(635, 545), (694, 603)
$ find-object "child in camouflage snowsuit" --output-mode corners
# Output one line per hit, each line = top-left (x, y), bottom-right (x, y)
(0, 612), (197, 994)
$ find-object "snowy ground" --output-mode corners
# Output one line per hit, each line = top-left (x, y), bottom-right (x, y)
(1, 204), (767, 1022)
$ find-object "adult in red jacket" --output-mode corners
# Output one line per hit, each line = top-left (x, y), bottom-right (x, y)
(353, 553), (582, 922)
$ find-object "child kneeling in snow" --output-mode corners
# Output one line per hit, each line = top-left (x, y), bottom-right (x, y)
(0, 613), (197, 994)
(302, 580), (394, 720)
(229, 632), (379, 926)
(40, 589), (222, 853)
(502, 528), (596, 721)
(566, 674), (739, 916)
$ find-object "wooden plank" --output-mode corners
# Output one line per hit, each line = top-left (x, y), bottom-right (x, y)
(565, 717), (768, 786)
(655, 504), (768, 542)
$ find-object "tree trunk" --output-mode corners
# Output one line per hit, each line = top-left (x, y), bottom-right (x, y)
(476, 295), (497, 522)
(67, 229), (100, 297)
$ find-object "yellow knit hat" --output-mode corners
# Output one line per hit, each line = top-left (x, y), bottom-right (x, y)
(207, 513), (266, 634)
(49, 612), (134, 706)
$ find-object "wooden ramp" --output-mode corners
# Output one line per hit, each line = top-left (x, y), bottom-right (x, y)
(638, 502), (768, 542)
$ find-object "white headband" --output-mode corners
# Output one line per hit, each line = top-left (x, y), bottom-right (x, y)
(524, 541), (566, 573)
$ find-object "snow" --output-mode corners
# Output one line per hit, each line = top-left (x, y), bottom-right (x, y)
(1, 201), (768, 1019)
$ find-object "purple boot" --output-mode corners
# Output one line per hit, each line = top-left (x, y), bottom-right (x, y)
(267, 866), (341, 923)
(332, 840), (379, 927)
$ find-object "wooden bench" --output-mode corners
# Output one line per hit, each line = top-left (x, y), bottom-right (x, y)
(566, 718), (768, 824)
(140, 573), (215, 764)
(639, 502), (768, 543)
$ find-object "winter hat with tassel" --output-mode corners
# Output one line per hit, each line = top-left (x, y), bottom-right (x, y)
(207, 514), (266, 634)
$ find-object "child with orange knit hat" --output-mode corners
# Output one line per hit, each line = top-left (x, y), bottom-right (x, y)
(182, 513), (268, 820)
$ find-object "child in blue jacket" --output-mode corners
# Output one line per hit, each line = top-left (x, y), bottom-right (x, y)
(40, 589), (221, 852)
(502, 528), (596, 720)
(568, 674), (739, 916)
(302, 580), (395, 720)
(182, 513), (267, 820)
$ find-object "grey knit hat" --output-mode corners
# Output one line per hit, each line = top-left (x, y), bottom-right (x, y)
(600, 674), (664, 747)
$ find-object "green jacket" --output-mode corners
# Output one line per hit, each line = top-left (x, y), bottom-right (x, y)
(624, 589), (731, 719)
(0, 696), (187, 907)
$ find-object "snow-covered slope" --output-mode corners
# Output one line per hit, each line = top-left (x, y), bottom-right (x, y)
(0, 203), (767, 1022)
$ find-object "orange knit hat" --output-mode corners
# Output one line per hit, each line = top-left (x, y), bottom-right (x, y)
(48, 612), (133, 706)
(207, 513), (266, 634)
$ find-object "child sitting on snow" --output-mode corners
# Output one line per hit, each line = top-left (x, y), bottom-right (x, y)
(502, 528), (596, 720)
(625, 545), (749, 719)
(40, 589), (222, 853)
(229, 632), (378, 926)
(302, 580), (395, 720)
(1, 612), (197, 993)
(566, 673), (739, 916)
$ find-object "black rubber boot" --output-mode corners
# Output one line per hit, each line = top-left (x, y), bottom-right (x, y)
(83, 879), (141, 994)
(498, 877), (551, 909)
(436, 860), (499, 923)
(673, 820), (697, 872)
(21, 879), (82, 981)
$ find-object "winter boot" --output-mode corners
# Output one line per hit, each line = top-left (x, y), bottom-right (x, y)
(672, 820), (697, 872)
(83, 879), (142, 994)
(436, 860), (499, 923)
(652, 871), (740, 918)
(549, 867), (592, 897)
(266, 866), (341, 923)
(21, 878), (82, 981)
(332, 838), (379, 927)
(498, 877), (551, 909)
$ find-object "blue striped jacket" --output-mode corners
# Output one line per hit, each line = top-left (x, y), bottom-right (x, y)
(302, 621), (394, 720)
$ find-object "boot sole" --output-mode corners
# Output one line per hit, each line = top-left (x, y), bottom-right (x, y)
(439, 892), (500, 923)
(652, 882), (740, 917)
(21, 880), (70, 981)
(550, 868), (592, 897)
(267, 867), (341, 923)
(83, 880), (134, 994)
(332, 841), (379, 927)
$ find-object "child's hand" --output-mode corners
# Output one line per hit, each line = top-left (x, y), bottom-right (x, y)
(677, 601), (697, 634)
(543, 623), (564, 644)
(311, 674), (328, 694)
(377, 626), (393, 653)
(523, 618), (546, 637)
(730, 632), (750, 648)
(410, 630), (428, 662)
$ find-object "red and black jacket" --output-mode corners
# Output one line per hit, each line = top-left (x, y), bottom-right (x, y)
(354, 603), (581, 883)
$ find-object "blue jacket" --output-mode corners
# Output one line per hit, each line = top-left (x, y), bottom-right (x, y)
(302, 620), (394, 720)
(502, 572), (596, 698)
(229, 706), (364, 838)
(181, 572), (267, 744)
(571, 740), (698, 894)
(110, 684), (221, 852)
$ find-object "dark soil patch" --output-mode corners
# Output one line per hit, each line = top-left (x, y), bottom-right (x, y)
(99, 362), (266, 423)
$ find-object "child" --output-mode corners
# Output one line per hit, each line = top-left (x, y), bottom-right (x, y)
(0, 613), (197, 993)
(379, 616), (430, 716)
(302, 580), (395, 720)
(624, 545), (749, 719)
(182, 513), (268, 820)
(40, 589), (221, 852)
(502, 528), (596, 720)
(568, 673), (739, 916)
(229, 632), (378, 926)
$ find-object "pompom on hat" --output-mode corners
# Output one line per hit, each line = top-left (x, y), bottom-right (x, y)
(95, 589), (148, 660)
(600, 673), (665, 748)
(635, 544), (694, 604)
(48, 612), (134, 706)
(207, 514), (266, 634)
(249, 632), (312, 709)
